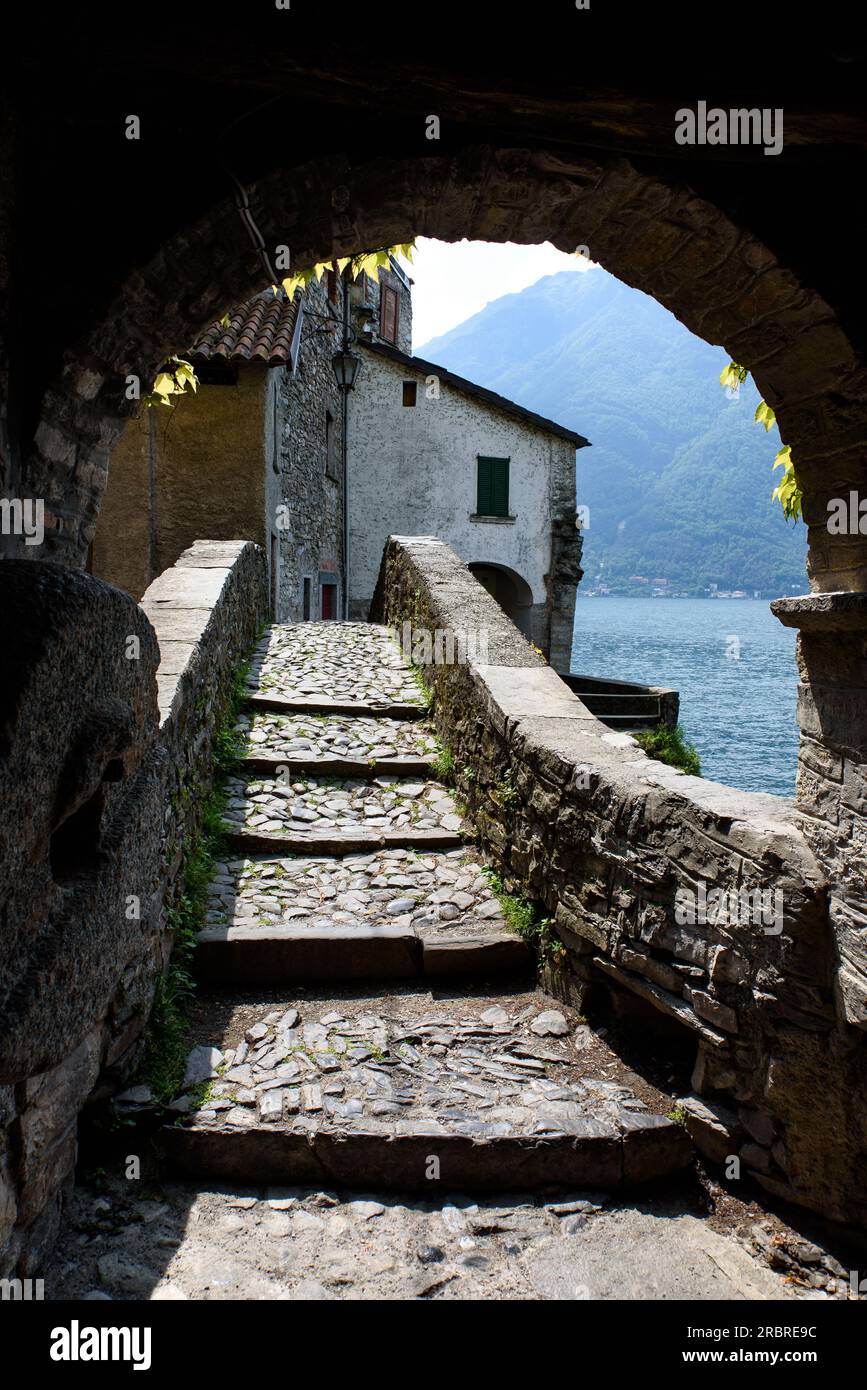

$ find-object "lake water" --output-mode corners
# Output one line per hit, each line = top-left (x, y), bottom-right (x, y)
(570, 597), (799, 798)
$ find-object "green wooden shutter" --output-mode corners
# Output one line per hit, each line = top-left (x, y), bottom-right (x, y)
(477, 457), (509, 516)
(477, 457), (492, 514)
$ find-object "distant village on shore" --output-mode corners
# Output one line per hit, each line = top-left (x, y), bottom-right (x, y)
(580, 576), (790, 600)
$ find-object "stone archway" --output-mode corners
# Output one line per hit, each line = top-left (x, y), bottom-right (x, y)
(19, 145), (867, 604)
(468, 561), (535, 639)
(13, 137), (867, 1035)
(5, 42), (867, 1242)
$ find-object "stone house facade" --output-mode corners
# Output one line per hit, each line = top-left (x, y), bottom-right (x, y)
(92, 257), (586, 665)
(348, 340), (586, 670)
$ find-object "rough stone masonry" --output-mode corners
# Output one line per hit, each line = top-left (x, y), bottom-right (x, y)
(372, 535), (867, 1228)
(0, 540), (268, 1275)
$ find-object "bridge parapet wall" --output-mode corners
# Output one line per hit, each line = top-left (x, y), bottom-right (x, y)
(372, 534), (866, 1226)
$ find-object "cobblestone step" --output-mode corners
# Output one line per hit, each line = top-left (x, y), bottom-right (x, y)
(199, 846), (528, 981)
(237, 709), (437, 764)
(245, 692), (426, 718)
(223, 773), (462, 837)
(226, 827), (466, 855)
(247, 622), (424, 711)
(162, 993), (691, 1192)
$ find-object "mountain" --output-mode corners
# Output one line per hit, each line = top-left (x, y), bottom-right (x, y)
(417, 269), (807, 596)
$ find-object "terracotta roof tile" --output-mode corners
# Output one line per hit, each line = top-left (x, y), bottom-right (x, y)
(187, 290), (302, 366)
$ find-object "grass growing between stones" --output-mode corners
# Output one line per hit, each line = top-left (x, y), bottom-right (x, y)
(491, 771), (520, 812)
(138, 652), (255, 1106)
(408, 664), (433, 710)
(636, 724), (701, 777)
(429, 743), (454, 782)
(482, 868), (566, 966)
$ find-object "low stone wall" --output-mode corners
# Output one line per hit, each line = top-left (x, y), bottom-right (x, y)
(0, 540), (267, 1275)
(372, 536), (867, 1227)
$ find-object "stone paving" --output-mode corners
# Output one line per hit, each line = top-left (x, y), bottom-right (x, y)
(205, 847), (507, 934)
(171, 624), (688, 1192)
(222, 774), (463, 839)
(52, 617), (757, 1300)
(175, 996), (651, 1139)
(248, 623), (423, 706)
(46, 1177), (810, 1302)
(238, 710), (438, 762)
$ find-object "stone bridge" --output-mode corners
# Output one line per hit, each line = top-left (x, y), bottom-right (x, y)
(2, 533), (867, 1283)
(371, 536), (867, 1227)
(2, 25), (867, 1292)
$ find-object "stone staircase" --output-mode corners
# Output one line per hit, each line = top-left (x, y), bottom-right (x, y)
(159, 622), (691, 1192)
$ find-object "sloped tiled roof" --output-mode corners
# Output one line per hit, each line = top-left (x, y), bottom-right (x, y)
(187, 291), (302, 366)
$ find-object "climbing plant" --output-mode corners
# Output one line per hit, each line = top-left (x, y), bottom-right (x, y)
(719, 361), (802, 522)
(143, 354), (199, 408)
(142, 243), (415, 412)
(279, 242), (416, 299)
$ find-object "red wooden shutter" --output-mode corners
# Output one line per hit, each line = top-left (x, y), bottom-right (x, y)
(381, 286), (399, 343)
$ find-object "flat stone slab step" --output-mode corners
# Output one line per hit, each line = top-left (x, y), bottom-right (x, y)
(195, 924), (531, 982)
(222, 774), (464, 842)
(245, 692), (425, 719)
(226, 828), (465, 855)
(161, 994), (691, 1191)
(241, 753), (434, 780)
(237, 710), (438, 764)
(248, 622), (425, 710)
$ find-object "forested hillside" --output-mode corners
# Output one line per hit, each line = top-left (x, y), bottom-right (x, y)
(418, 268), (807, 596)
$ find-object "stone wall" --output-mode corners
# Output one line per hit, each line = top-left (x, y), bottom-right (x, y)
(275, 275), (345, 621)
(772, 594), (867, 1037)
(0, 539), (267, 1275)
(372, 536), (867, 1227)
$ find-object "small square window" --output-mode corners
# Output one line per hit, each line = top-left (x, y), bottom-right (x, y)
(402, 381), (417, 407)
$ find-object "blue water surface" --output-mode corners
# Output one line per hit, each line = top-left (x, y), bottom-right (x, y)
(571, 597), (799, 797)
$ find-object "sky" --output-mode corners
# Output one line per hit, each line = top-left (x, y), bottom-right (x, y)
(400, 238), (594, 352)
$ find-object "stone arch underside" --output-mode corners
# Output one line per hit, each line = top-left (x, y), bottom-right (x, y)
(468, 561), (536, 637)
(24, 145), (867, 601)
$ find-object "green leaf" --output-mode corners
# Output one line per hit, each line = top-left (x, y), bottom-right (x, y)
(770, 445), (802, 522)
(719, 361), (748, 390)
(772, 445), (791, 472)
(755, 400), (776, 431)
